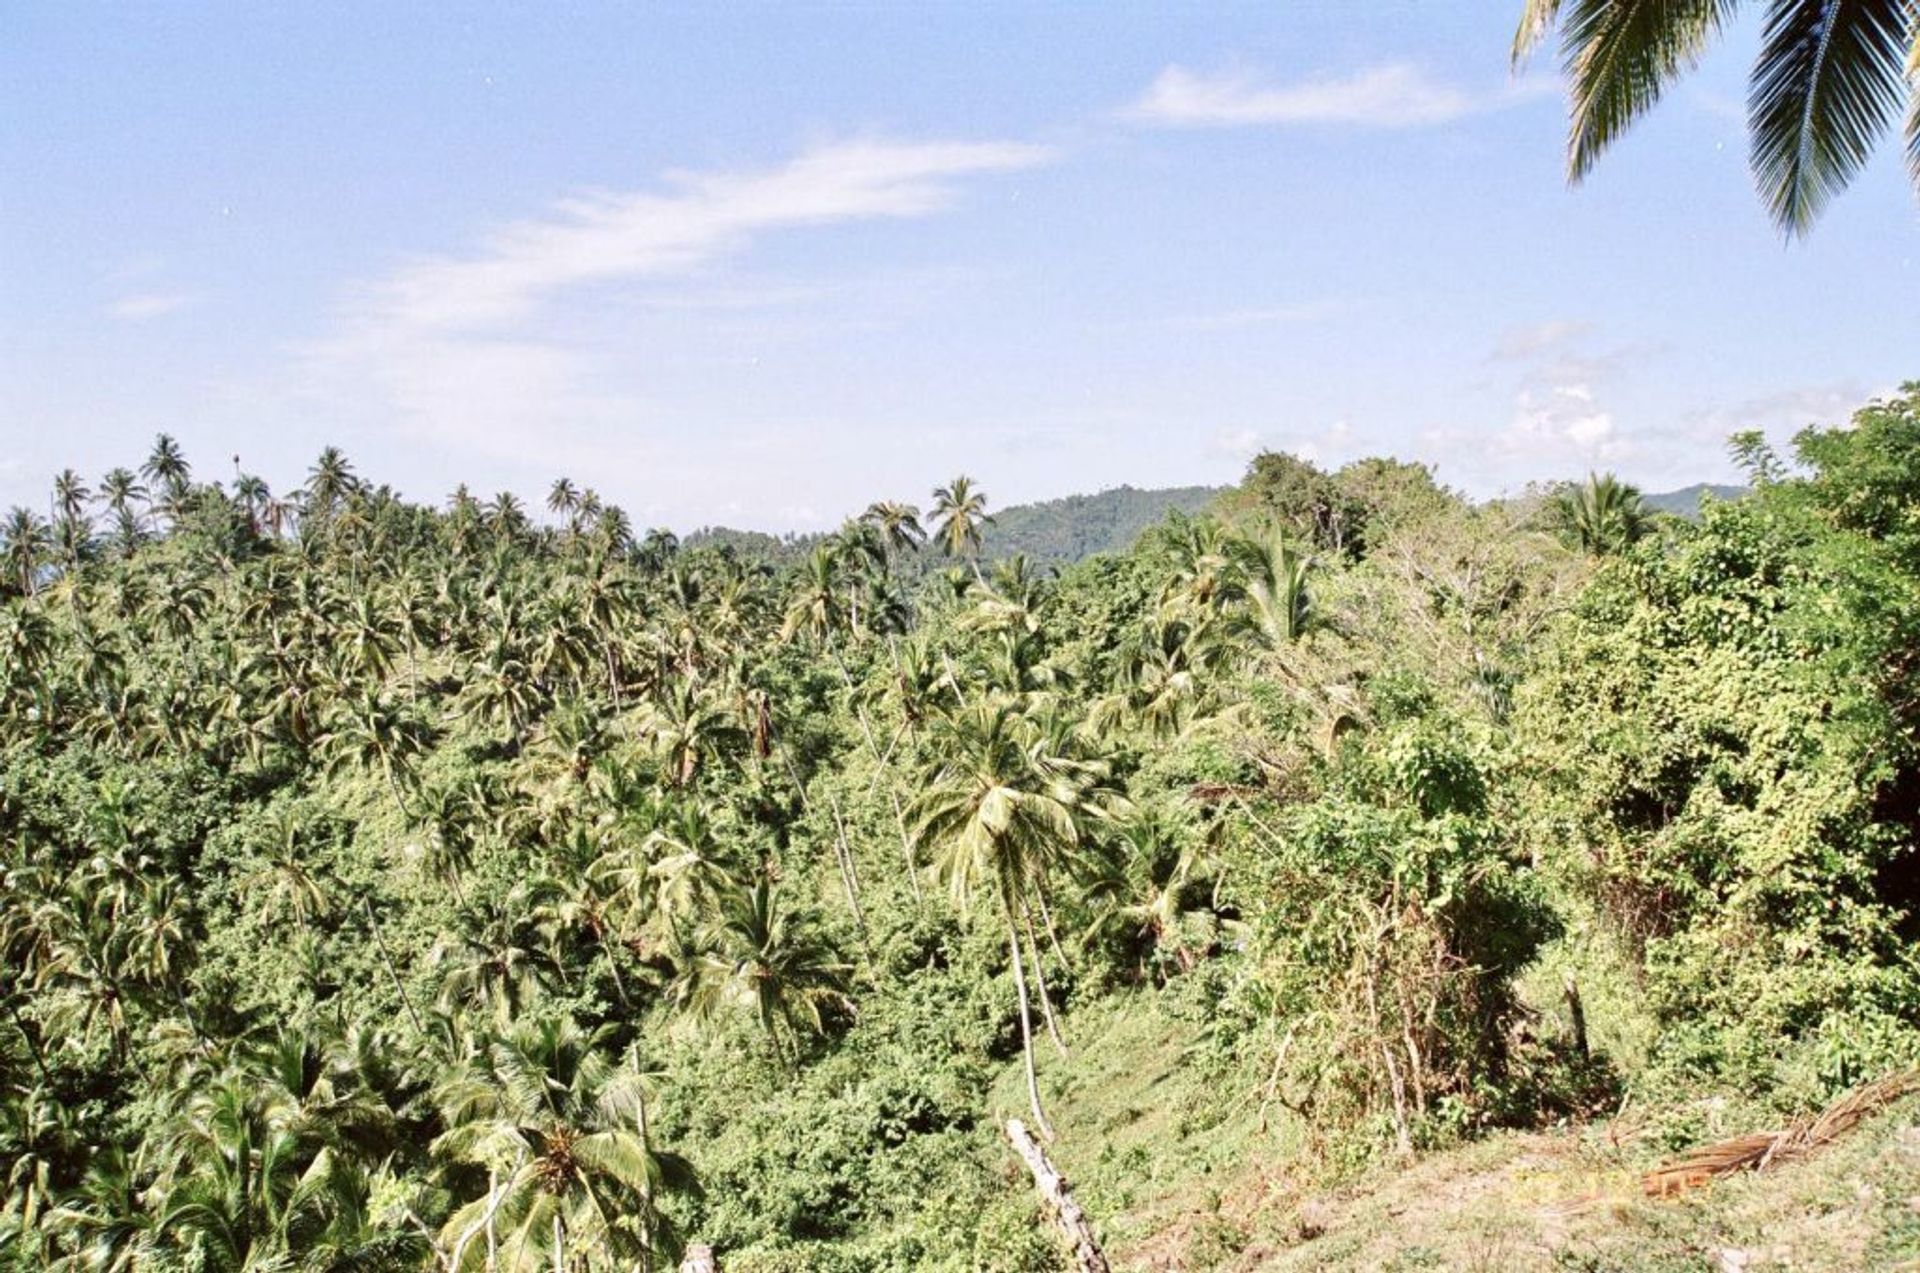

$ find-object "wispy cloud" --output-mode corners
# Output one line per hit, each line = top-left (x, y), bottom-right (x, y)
(1683, 383), (1867, 442)
(1126, 62), (1534, 129)
(352, 139), (1051, 335)
(107, 291), (193, 320)
(303, 137), (1054, 469)
(1490, 318), (1592, 361)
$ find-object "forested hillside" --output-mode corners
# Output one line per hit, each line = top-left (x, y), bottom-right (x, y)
(3, 391), (1919, 1270)
(1641, 482), (1748, 518)
(683, 485), (1225, 572)
(981, 486), (1222, 564)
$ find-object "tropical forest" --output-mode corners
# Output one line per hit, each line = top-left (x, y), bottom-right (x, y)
(8, 2), (1920, 1271)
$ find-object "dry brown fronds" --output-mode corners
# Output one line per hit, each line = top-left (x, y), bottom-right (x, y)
(1640, 1070), (1920, 1198)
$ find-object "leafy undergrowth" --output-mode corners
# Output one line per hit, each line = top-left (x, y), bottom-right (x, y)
(991, 996), (1920, 1271)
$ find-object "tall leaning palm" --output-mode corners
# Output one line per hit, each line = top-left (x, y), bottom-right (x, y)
(930, 476), (994, 577)
(910, 697), (1115, 1139)
(1516, 0), (1920, 235)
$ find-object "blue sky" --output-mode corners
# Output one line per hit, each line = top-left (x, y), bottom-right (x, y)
(3, 3), (1915, 532)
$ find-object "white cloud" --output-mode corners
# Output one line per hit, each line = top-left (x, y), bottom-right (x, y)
(1512, 383), (1620, 455)
(353, 139), (1052, 336)
(301, 137), (1054, 471)
(108, 291), (193, 320)
(1683, 383), (1866, 441)
(1127, 62), (1516, 129)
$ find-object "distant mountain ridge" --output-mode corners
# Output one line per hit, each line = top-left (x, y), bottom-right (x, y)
(982, 484), (1222, 563)
(1642, 482), (1747, 518)
(683, 480), (1740, 568)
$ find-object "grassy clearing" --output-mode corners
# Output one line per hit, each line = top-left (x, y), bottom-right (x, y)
(991, 993), (1920, 1271)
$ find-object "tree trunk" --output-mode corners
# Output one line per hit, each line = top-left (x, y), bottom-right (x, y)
(772, 730), (863, 933)
(1564, 973), (1589, 1061)
(821, 783), (866, 934)
(832, 651), (920, 903)
(1005, 1118), (1108, 1273)
(889, 786), (923, 904)
(1006, 908), (1055, 1140)
(1022, 901), (1068, 1057)
(363, 896), (426, 1037)
(486, 1168), (498, 1272)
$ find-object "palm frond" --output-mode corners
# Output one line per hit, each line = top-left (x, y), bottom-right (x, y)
(1514, 0), (1566, 62)
(1750, 0), (1912, 234)
(1560, 0), (1737, 180)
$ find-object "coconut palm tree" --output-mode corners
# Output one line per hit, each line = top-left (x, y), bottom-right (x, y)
(910, 696), (1120, 1137)
(240, 808), (335, 934)
(930, 475), (993, 575)
(231, 473), (270, 536)
(99, 468), (148, 556)
(320, 690), (435, 811)
(433, 896), (564, 1026)
(1514, 0), (1920, 235)
(861, 499), (926, 560)
(434, 1017), (694, 1271)
(1550, 471), (1650, 556)
(546, 476), (582, 532)
(676, 877), (851, 1063)
(778, 545), (847, 645)
(304, 446), (360, 522)
(1, 508), (51, 596)
(44, 1144), (156, 1270)
(51, 469), (92, 569)
(1235, 528), (1316, 648)
(640, 680), (746, 787)
(140, 433), (191, 496)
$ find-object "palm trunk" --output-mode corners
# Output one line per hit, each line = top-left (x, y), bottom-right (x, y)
(1006, 901), (1055, 1140)
(604, 642), (622, 706)
(1022, 901), (1068, 1057)
(822, 784), (866, 933)
(888, 786), (923, 903)
(1006, 1118), (1109, 1273)
(636, 1093), (656, 1273)
(832, 652), (921, 903)
(363, 896), (426, 1037)
(773, 729), (865, 933)
(1035, 886), (1070, 969)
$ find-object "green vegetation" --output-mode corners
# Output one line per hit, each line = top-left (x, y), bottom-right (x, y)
(4, 389), (1920, 1269)
(981, 486), (1221, 565)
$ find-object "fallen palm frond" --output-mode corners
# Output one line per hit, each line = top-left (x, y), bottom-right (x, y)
(1641, 1071), (1920, 1198)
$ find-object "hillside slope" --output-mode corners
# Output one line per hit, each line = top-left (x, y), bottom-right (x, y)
(981, 485), (1222, 563)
